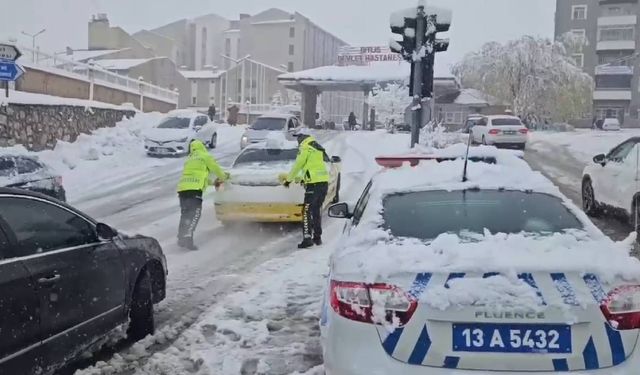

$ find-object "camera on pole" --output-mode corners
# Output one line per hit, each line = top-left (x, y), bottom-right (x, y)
(390, 2), (451, 147)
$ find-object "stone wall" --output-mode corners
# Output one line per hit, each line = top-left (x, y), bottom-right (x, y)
(0, 103), (135, 151)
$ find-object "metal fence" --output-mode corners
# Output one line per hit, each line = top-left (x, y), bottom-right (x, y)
(16, 45), (179, 105)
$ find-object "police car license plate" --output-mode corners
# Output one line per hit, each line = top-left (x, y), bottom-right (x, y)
(503, 130), (517, 135)
(452, 323), (571, 353)
(157, 148), (170, 154)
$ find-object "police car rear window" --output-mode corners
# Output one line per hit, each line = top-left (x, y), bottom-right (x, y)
(382, 190), (582, 240)
(234, 148), (298, 166)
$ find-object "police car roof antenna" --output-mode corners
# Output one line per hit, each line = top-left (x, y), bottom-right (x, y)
(462, 132), (472, 182)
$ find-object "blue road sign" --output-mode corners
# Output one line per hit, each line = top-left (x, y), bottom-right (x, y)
(0, 59), (24, 82)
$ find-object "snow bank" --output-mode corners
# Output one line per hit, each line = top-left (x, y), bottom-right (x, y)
(0, 112), (166, 200)
(530, 129), (640, 163)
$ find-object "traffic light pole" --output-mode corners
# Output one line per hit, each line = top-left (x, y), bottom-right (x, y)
(411, 5), (426, 148)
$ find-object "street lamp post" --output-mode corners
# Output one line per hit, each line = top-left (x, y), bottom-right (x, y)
(21, 29), (46, 63)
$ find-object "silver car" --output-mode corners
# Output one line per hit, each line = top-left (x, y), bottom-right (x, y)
(240, 113), (301, 149)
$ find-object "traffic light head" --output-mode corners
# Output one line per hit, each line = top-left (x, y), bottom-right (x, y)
(390, 16), (418, 62)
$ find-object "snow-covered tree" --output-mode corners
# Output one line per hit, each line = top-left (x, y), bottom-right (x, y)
(369, 83), (411, 124)
(452, 36), (593, 122)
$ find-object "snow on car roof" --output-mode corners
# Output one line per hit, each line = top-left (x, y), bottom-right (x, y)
(258, 112), (296, 120)
(166, 109), (203, 119)
(245, 132), (298, 150)
(331, 144), (640, 286)
(486, 114), (521, 120)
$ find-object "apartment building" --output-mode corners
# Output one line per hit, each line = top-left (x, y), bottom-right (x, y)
(556, 0), (640, 125)
(87, 9), (347, 113)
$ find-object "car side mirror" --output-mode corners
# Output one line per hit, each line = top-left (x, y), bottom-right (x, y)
(331, 156), (342, 163)
(194, 125), (203, 132)
(593, 154), (606, 166)
(96, 223), (118, 240)
(328, 202), (352, 219)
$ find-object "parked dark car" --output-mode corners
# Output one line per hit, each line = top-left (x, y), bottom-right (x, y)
(0, 188), (167, 375)
(0, 155), (66, 201)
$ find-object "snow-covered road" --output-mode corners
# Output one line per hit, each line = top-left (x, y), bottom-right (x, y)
(48, 121), (639, 375)
(527, 130), (639, 242)
(45, 116), (410, 375)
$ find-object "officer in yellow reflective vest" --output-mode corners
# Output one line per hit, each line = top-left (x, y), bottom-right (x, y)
(284, 128), (330, 249)
(177, 139), (229, 250)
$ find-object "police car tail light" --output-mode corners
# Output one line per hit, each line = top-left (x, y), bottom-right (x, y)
(519, 128), (529, 134)
(330, 280), (417, 326)
(488, 129), (501, 135)
(600, 285), (640, 330)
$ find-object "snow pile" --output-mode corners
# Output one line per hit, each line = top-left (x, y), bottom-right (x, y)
(334, 229), (640, 280)
(0, 112), (167, 200)
(424, 273), (544, 311)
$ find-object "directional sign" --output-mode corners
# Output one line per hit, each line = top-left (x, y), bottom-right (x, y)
(0, 44), (21, 61)
(0, 60), (25, 81)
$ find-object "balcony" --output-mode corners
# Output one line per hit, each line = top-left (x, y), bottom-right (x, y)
(597, 40), (636, 50)
(593, 90), (632, 100)
(598, 15), (638, 26)
(595, 65), (634, 75)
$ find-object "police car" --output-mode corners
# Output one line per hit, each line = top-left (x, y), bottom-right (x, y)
(321, 145), (640, 374)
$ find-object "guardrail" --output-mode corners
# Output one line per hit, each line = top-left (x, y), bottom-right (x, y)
(15, 45), (179, 105)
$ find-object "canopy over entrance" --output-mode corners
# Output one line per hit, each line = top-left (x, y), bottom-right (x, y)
(278, 62), (459, 126)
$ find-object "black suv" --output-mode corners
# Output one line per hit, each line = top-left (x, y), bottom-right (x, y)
(0, 188), (167, 375)
(0, 155), (67, 201)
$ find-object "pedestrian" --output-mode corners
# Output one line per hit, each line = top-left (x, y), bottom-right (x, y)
(227, 104), (239, 126)
(283, 128), (330, 249)
(348, 112), (357, 131)
(370, 107), (376, 131)
(176, 139), (229, 250)
(208, 103), (217, 122)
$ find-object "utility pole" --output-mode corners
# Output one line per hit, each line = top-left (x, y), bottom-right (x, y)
(411, 6), (426, 147)
(21, 29), (46, 63)
(390, 1), (452, 147)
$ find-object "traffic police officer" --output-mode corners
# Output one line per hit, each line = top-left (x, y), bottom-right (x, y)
(284, 129), (330, 249)
(177, 139), (229, 250)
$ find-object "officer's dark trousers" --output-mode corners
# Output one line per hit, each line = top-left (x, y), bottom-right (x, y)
(178, 190), (203, 244)
(302, 182), (329, 240)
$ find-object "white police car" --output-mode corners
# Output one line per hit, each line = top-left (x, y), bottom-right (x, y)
(321, 145), (640, 374)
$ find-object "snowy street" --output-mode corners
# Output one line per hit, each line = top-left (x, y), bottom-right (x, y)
(527, 130), (640, 242)
(42, 121), (635, 375)
(38, 117), (407, 375)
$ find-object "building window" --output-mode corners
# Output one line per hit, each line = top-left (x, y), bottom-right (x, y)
(444, 112), (464, 125)
(287, 62), (294, 72)
(599, 26), (634, 41)
(289, 44), (295, 56)
(192, 97), (197, 105)
(572, 53), (584, 68)
(572, 5), (587, 20)
(290, 27), (295, 38)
